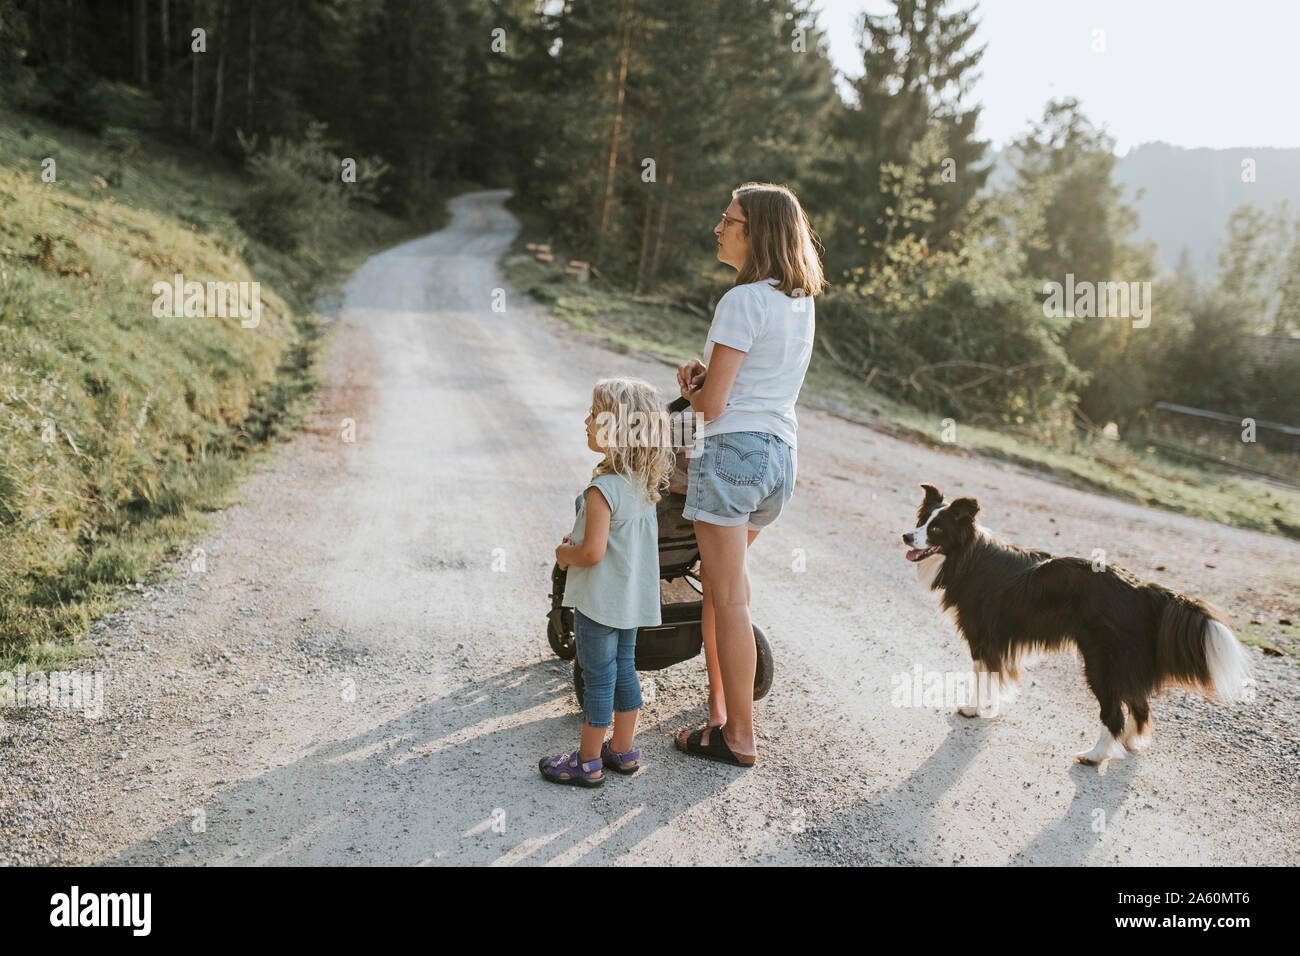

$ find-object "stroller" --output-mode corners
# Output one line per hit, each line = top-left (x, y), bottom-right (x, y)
(545, 396), (775, 707)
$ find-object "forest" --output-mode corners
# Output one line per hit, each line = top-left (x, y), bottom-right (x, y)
(3, 0), (1297, 442)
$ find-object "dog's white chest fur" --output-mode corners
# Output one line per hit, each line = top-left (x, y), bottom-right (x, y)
(914, 552), (943, 590)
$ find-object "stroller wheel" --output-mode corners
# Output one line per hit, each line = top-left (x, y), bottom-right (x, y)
(573, 660), (585, 709)
(752, 625), (774, 701)
(547, 609), (576, 660)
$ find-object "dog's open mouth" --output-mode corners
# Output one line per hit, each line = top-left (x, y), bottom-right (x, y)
(905, 546), (940, 562)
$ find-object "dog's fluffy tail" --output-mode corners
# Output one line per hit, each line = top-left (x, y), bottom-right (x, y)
(1155, 594), (1252, 702)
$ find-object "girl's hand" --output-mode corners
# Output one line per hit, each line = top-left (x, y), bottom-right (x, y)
(555, 544), (569, 571)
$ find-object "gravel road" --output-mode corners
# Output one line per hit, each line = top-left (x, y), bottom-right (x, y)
(1, 189), (1296, 866)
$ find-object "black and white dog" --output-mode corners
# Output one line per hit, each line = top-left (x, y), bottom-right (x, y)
(902, 484), (1252, 764)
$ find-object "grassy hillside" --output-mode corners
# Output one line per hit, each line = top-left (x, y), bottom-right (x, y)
(0, 108), (417, 669)
(501, 234), (1300, 542)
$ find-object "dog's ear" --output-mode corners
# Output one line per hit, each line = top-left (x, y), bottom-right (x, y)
(948, 497), (980, 522)
(917, 483), (943, 525)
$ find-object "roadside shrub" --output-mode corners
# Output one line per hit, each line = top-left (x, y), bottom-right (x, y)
(234, 122), (388, 253)
(818, 281), (1080, 431)
(26, 64), (108, 133)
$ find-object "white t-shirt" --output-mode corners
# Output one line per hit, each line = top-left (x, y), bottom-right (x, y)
(700, 277), (814, 449)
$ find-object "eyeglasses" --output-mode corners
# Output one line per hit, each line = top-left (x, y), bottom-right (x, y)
(719, 212), (747, 229)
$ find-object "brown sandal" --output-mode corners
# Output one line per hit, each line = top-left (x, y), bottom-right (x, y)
(676, 725), (756, 767)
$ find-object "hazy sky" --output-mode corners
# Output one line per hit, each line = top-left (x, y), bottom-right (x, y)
(810, 0), (1300, 153)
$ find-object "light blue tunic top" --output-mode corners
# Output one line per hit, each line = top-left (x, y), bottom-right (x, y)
(561, 472), (661, 630)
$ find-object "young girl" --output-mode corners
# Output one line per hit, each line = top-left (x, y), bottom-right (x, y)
(541, 378), (676, 787)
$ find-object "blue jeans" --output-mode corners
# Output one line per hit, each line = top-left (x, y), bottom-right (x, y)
(574, 609), (642, 728)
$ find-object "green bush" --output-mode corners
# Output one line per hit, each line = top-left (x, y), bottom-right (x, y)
(234, 122), (389, 253)
(26, 64), (109, 133)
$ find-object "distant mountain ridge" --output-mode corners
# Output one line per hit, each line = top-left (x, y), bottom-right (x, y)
(985, 143), (1300, 279)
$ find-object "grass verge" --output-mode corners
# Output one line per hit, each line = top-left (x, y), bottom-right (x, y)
(0, 108), (423, 672)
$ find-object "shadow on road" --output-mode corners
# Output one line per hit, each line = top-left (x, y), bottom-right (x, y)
(813, 715), (995, 863)
(803, 711), (1137, 864)
(106, 659), (737, 866)
(1010, 760), (1137, 865)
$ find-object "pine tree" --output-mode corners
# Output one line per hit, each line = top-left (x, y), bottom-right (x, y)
(828, 0), (990, 279)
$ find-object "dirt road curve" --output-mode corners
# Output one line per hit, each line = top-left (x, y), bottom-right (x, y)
(2, 190), (1296, 866)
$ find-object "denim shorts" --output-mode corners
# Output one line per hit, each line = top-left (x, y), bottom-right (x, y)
(683, 431), (796, 531)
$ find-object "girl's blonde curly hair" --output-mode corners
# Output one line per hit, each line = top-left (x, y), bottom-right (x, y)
(589, 378), (676, 504)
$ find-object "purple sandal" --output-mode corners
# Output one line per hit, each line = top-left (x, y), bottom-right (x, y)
(538, 749), (604, 787)
(601, 740), (641, 775)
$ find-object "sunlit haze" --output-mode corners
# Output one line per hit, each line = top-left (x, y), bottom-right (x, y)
(812, 0), (1300, 152)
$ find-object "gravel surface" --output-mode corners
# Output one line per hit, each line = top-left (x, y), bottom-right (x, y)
(1, 189), (1296, 866)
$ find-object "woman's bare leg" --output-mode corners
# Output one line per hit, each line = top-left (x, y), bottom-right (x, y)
(699, 573), (725, 727)
(683, 521), (759, 757)
(699, 528), (759, 729)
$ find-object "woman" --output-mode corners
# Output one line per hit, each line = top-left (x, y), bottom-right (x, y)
(675, 182), (824, 766)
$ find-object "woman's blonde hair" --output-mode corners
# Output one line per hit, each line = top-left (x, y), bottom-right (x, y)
(589, 378), (676, 505)
(730, 182), (826, 299)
